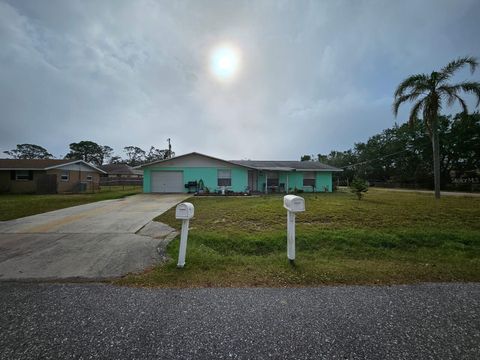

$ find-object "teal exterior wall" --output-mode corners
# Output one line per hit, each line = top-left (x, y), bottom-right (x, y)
(257, 172), (265, 191)
(255, 171), (333, 193)
(143, 163), (333, 194)
(316, 172), (332, 192)
(143, 168), (151, 193)
(143, 166), (248, 193)
(231, 167), (248, 191)
(286, 172), (304, 191)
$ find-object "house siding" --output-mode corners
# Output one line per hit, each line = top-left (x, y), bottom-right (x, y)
(144, 167), (248, 193)
(0, 171), (11, 193)
(0, 170), (44, 193)
(140, 153), (337, 194)
(286, 172), (304, 191)
(0, 167), (101, 194)
(256, 171), (333, 193)
(48, 169), (100, 193)
(316, 172), (332, 192)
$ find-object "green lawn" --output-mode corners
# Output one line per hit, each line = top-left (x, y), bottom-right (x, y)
(118, 188), (480, 287)
(0, 186), (142, 221)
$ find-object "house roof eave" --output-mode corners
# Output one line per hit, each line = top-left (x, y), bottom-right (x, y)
(137, 152), (257, 170)
(45, 160), (107, 174)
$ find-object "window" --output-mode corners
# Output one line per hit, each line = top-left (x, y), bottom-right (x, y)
(303, 172), (315, 187)
(266, 171), (279, 187)
(86, 175), (93, 181)
(60, 171), (69, 181)
(15, 170), (31, 181)
(217, 169), (231, 187)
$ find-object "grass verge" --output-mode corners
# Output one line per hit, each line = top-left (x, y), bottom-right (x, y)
(118, 188), (480, 287)
(0, 186), (142, 220)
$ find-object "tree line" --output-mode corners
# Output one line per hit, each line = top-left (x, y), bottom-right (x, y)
(3, 140), (175, 167)
(302, 112), (480, 191)
(303, 56), (480, 197)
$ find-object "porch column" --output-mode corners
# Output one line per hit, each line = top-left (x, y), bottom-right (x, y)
(286, 174), (289, 194)
(265, 172), (268, 194)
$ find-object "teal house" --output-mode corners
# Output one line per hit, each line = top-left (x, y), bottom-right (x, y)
(139, 152), (342, 194)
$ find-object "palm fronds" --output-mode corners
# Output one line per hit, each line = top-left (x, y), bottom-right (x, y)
(408, 99), (425, 126)
(393, 57), (479, 120)
(439, 56), (478, 82)
(458, 81), (480, 107)
(394, 74), (429, 98)
(392, 91), (423, 116)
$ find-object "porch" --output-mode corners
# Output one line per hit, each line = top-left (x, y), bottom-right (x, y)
(247, 169), (318, 194)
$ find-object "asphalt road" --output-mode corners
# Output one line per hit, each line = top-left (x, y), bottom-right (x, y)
(1, 282), (478, 359)
(0, 194), (189, 280)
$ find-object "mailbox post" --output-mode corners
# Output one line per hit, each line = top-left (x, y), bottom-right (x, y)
(283, 195), (305, 263)
(175, 202), (194, 268)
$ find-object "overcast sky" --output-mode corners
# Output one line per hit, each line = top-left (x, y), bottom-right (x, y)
(1, 0), (479, 160)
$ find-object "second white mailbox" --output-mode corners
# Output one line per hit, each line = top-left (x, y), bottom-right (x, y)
(175, 202), (195, 219)
(283, 195), (305, 212)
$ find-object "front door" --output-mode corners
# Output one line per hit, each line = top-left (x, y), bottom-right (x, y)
(248, 170), (258, 192)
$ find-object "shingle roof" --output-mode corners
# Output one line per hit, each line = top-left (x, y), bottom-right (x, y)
(136, 152), (342, 172)
(0, 159), (106, 173)
(0, 159), (73, 169)
(229, 160), (342, 172)
(137, 152), (254, 169)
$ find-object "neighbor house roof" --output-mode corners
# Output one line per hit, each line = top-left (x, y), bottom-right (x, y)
(100, 163), (142, 176)
(230, 160), (343, 172)
(0, 159), (106, 173)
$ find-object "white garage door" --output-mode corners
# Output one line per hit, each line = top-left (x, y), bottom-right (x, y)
(151, 171), (184, 193)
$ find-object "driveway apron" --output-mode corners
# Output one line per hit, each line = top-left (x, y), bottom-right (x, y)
(0, 194), (189, 280)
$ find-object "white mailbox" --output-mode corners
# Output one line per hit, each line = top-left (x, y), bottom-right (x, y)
(176, 202), (195, 268)
(175, 202), (194, 220)
(283, 195), (305, 213)
(283, 195), (305, 263)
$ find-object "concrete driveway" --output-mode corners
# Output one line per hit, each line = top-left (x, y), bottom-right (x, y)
(0, 194), (189, 280)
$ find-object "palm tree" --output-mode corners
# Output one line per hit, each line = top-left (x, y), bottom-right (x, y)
(393, 56), (480, 199)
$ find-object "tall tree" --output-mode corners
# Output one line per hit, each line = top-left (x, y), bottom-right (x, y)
(65, 141), (112, 166)
(393, 56), (480, 199)
(3, 144), (53, 159)
(124, 146), (146, 166)
(108, 155), (123, 164)
(314, 115), (479, 189)
(101, 146), (114, 164)
(145, 146), (171, 163)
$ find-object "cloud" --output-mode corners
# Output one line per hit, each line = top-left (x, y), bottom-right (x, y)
(1, 0), (479, 160)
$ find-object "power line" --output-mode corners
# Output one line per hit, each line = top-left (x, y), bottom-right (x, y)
(340, 149), (410, 169)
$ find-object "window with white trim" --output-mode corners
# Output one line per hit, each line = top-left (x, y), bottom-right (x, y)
(60, 171), (69, 181)
(86, 175), (93, 181)
(15, 170), (30, 181)
(303, 172), (316, 187)
(217, 169), (231, 187)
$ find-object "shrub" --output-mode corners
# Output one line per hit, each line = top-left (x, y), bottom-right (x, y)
(350, 178), (369, 200)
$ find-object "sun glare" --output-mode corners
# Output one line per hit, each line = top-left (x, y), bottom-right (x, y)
(210, 44), (241, 82)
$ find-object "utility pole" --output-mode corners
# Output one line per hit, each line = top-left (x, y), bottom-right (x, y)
(167, 138), (172, 158)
